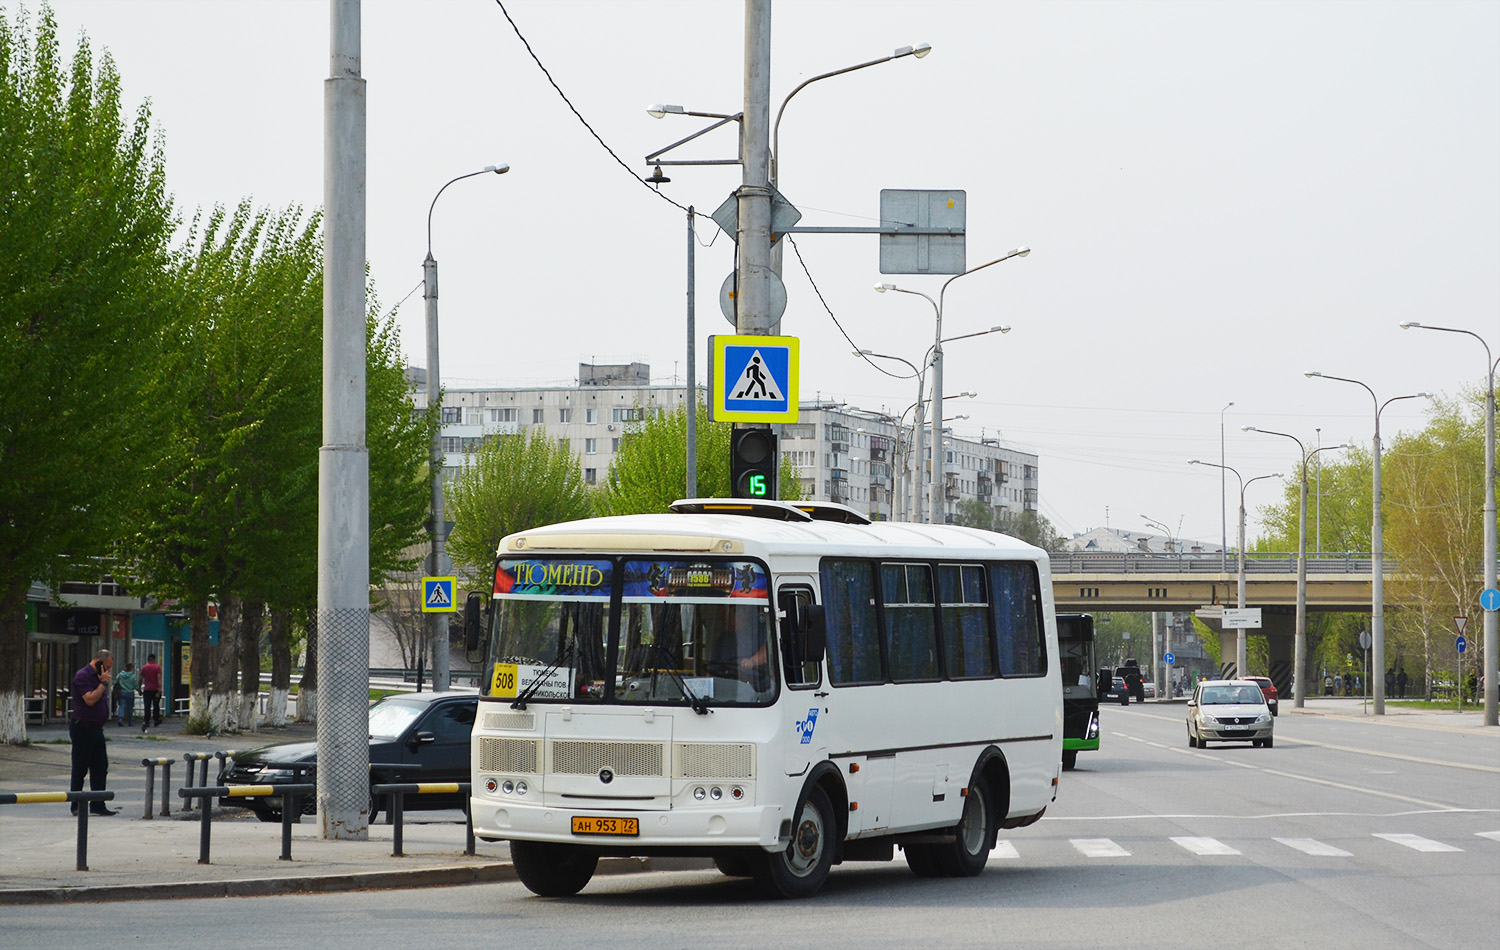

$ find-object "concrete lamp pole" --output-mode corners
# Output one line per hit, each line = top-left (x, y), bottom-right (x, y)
(1190, 460), (1283, 679)
(423, 162), (509, 692)
(1307, 371), (1432, 715)
(1399, 322), (1498, 727)
(875, 248), (1028, 526)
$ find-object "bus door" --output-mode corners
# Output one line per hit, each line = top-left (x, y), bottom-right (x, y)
(776, 581), (823, 780)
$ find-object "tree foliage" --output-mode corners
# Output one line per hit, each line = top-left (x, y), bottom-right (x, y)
(445, 428), (594, 579)
(594, 403), (803, 516)
(952, 498), (1066, 551)
(0, 6), (175, 742)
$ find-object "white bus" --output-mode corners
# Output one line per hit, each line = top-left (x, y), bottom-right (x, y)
(465, 498), (1062, 898)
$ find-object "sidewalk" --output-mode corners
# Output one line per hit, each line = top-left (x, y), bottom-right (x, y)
(0, 718), (692, 904)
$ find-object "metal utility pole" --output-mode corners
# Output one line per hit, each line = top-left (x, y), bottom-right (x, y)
(686, 205), (697, 497)
(318, 0), (371, 840)
(736, 0), (773, 338)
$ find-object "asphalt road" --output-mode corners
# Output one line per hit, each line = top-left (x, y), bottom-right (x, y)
(5, 706), (1496, 949)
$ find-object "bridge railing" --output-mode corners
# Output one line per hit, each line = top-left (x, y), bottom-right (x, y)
(1048, 552), (1380, 575)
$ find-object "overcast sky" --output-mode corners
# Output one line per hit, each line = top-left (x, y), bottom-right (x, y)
(26, 0), (1500, 545)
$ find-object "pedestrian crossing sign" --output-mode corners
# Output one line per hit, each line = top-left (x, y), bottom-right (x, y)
(709, 334), (799, 423)
(421, 576), (457, 613)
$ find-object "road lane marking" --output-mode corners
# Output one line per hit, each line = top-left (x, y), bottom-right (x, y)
(990, 840), (1020, 859)
(1110, 721), (1500, 774)
(1478, 831), (1500, 843)
(1072, 838), (1129, 857)
(1374, 833), (1462, 853)
(1274, 837), (1352, 856)
(1171, 836), (1240, 855)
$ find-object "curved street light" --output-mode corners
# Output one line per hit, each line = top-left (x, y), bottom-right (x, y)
(1306, 371), (1433, 714)
(876, 248), (1029, 525)
(1190, 460), (1284, 677)
(1400, 321), (1499, 727)
(422, 162), (509, 691)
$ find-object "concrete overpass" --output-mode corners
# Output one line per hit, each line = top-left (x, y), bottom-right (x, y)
(1049, 551), (1377, 695)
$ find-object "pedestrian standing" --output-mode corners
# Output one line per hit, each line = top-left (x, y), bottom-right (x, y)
(140, 653), (163, 730)
(69, 649), (118, 816)
(1396, 667), (1408, 698)
(115, 662), (140, 726)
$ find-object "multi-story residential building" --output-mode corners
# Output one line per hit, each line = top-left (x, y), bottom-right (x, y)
(413, 363), (1039, 524)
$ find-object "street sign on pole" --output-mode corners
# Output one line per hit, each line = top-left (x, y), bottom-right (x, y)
(1455, 615), (1468, 634)
(421, 576), (456, 613)
(1221, 607), (1263, 629)
(1359, 629), (1372, 650)
(878, 189), (966, 274)
(1164, 652), (1175, 665)
(1479, 588), (1500, 611)
(1457, 635), (1468, 653)
(708, 335), (799, 423)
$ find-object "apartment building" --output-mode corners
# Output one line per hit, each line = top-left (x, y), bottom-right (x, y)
(414, 363), (1039, 524)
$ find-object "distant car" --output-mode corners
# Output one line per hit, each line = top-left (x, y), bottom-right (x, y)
(1186, 679), (1274, 749)
(1141, 679), (1157, 700)
(1099, 674), (1131, 705)
(217, 691), (477, 822)
(1241, 675), (1279, 716)
(1116, 664), (1146, 702)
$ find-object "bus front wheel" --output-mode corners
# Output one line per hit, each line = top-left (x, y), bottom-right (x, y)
(511, 840), (598, 897)
(753, 786), (835, 898)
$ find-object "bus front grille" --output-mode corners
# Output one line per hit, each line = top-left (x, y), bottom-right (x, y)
(551, 740), (664, 777)
(674, 743), (755, 780)
(478, 737), (539, 773)
(483, 711), (536, 731)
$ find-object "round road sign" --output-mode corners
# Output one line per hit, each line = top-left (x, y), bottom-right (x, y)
(1456, 635), (1467, 654)
(1163, 652), (1175, 665)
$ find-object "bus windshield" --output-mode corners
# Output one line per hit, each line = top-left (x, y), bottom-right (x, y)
(487, 556), (775, 706)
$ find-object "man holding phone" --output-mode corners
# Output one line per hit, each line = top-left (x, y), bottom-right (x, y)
(69, 649), (118, 816)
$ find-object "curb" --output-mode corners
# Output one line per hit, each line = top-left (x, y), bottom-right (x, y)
(0, 855), (715, 905)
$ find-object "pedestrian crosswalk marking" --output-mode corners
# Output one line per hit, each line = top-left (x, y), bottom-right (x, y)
(1172, 836), (1240, 856)
(1374, 833), (1462, 853)
(990, 839), (1019, 859)
(1072, 838), (1130, 858)
(1274, 837), (1352, 856)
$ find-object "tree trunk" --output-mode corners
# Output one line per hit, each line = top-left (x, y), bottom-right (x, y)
(209, 595), (242, 732)
(296, 616), (317, 724)
(267, 609), (291, 727)
(239, 600), (263, 732)
(0, 582), (30, 745)
(189, 602), (212, 724)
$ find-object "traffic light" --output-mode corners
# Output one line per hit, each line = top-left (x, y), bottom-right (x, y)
(730, 428), (778, 500)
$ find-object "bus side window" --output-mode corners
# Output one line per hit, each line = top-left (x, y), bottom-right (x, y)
(777, 587), (820, 688)
(820, 559), (882, 686)
(991, 562), (1045, 677)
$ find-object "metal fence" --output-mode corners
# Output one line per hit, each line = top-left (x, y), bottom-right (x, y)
(1049, 552), (1384, 575)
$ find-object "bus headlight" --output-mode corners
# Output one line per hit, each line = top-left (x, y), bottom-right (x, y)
(693, 786), (707, 801)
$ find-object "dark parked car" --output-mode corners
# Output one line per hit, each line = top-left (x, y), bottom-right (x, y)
(217, 691), (477, 822)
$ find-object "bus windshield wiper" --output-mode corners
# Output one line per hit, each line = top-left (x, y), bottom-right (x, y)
(512, 640), (572, 710)
(649, 642), (710, 716)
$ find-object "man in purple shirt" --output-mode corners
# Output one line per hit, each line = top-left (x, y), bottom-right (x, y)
(70, 649), (118, 816)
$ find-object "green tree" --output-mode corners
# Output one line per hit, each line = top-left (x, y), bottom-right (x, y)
(952, 498), (1065, 551)
(594, 403), (803, 516)
(445, 428), (593, 579)
(0, 7), (175, 743)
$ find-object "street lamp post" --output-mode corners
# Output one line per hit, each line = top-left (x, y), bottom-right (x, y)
(1307, 371), (1433, 715)
(1243, 426), (1313, 707)
(1191, 461), (1283, 678)
(862, 342), (988, 521)
(1221, 401), (1234, 571)
(423, 163), (509, 692)
(1400, 322), (1498, 727)
(874, 248), (1029, 525)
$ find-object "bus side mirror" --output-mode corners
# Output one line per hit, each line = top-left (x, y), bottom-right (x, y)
(801, 605), (826, 663)
(463, 592), (485, 652)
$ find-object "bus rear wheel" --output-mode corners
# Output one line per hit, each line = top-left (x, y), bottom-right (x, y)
(1062, 750), (1078, 770)
(935, 776), (994, 877)
(753, 785), (835, 898)
(511, 840), (598, 897)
